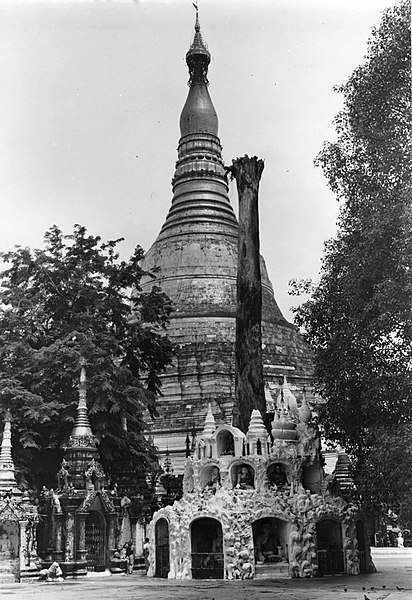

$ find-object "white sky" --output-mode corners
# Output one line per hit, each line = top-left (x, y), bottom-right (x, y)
(0, 0), (392, 320)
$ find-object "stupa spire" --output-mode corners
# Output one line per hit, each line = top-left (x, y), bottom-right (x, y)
(155, 11), (236, 239)
(63, 363), (104, 491)
(194, 3), (199, 30)
(0, 409), (18, 491)
(70, 363), (94, 441)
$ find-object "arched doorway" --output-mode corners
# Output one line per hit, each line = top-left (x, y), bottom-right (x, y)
(85, 511), (106, 571)
(316, 519), (344, 575)
(191, 518), (224, 579)
(252, 517), (289, 578)
(155, 518), (169, 578)
(356, 520), (367, 573)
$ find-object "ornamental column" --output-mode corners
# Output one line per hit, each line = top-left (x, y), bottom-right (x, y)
(77, 513), (87, 562)
(107, 513), (118, 561)
(19, 520), (29, 571)
(53, 513), (65, 562)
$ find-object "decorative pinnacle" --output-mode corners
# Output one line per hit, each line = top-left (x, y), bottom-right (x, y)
(0, 410), (13, 465)
(0, 409), (17, 490)
(70, 362), (94, 439)
(193, 2), (199, 31)
(202, 402), (216, 438)
(186, 2), (210, 86)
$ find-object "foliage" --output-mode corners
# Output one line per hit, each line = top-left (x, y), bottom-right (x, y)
(357, 424), (412, 528)
(292, 0), (411, 470)
(0, 224), (174, 494)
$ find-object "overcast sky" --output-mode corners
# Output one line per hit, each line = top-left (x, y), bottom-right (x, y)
(0, 0), (392, 321)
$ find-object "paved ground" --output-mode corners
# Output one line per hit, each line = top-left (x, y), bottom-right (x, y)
(1, 549), (411, 600)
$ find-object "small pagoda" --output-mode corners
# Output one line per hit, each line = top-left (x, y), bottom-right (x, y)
(38, 365), (122, 576)
(0, 410), (39, 583)
(146, 385), (375, 580)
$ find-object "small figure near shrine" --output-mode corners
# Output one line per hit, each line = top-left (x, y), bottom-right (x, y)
(39, 561), (63, 581)
(50, 489), (62, 513)
(236, 465), (254, 489)
(239, 560), (253, 579)
(143, 537), (150, 573)
(124, 540), (134, 575)
(0, 532), (11, 556)
(397, 531), (404, 548)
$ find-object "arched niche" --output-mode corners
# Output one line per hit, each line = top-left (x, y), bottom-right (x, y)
(200, 465), (221, 492)
(316, 518), (344, 575)
(302, 462), (322, 494)
(0, 522), (18, 559)
(216, 429), (235, 457)
(155, 518), (170, 578)
(232, 462), (255, 489)
(267, 462), (288, 489)
(191, 517), (224, 579)
(252, 517), (289, 564)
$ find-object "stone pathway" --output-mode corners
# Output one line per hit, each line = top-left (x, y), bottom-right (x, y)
(0, 549), (410, 600)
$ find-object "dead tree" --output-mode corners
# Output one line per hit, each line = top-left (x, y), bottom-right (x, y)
(228, 155), (266, 433)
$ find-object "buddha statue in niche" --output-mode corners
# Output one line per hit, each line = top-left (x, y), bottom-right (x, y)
(0, 532), (11, 556)
(236, 465), (254, 489)
(205, 466), (221, 493)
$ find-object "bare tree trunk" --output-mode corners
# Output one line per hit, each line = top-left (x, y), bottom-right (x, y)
(230, 155), (266, 433)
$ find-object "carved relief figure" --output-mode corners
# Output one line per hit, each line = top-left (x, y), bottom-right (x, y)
(269, 464), (288, 488)
(236, 465), (254, 489)
(205, 467), (221, 493)
(57, 459), (70, 492)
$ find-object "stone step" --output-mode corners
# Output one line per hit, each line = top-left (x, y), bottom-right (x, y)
(255, 561), (290, 579)
(0, 564), (16, 572)
(0, 574), (16, 584)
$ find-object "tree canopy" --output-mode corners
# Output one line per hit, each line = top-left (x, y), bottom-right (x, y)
(291, 1), (411, 520)
(0, 224), (174, 497)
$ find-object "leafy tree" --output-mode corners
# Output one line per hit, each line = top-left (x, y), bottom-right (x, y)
(0, 224), (173, 497)
(357, 424), (412, 528)
(292, 0), (411, 490)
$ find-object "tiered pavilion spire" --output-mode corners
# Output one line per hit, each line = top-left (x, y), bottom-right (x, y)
(0, 410), (18, 493)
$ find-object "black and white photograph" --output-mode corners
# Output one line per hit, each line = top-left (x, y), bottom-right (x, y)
(0, 1), (410, 598)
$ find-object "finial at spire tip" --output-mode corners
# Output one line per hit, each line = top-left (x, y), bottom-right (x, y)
(192, 2), (200, 31)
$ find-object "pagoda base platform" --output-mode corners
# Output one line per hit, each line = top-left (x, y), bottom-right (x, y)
(0, 555), (19, 583)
